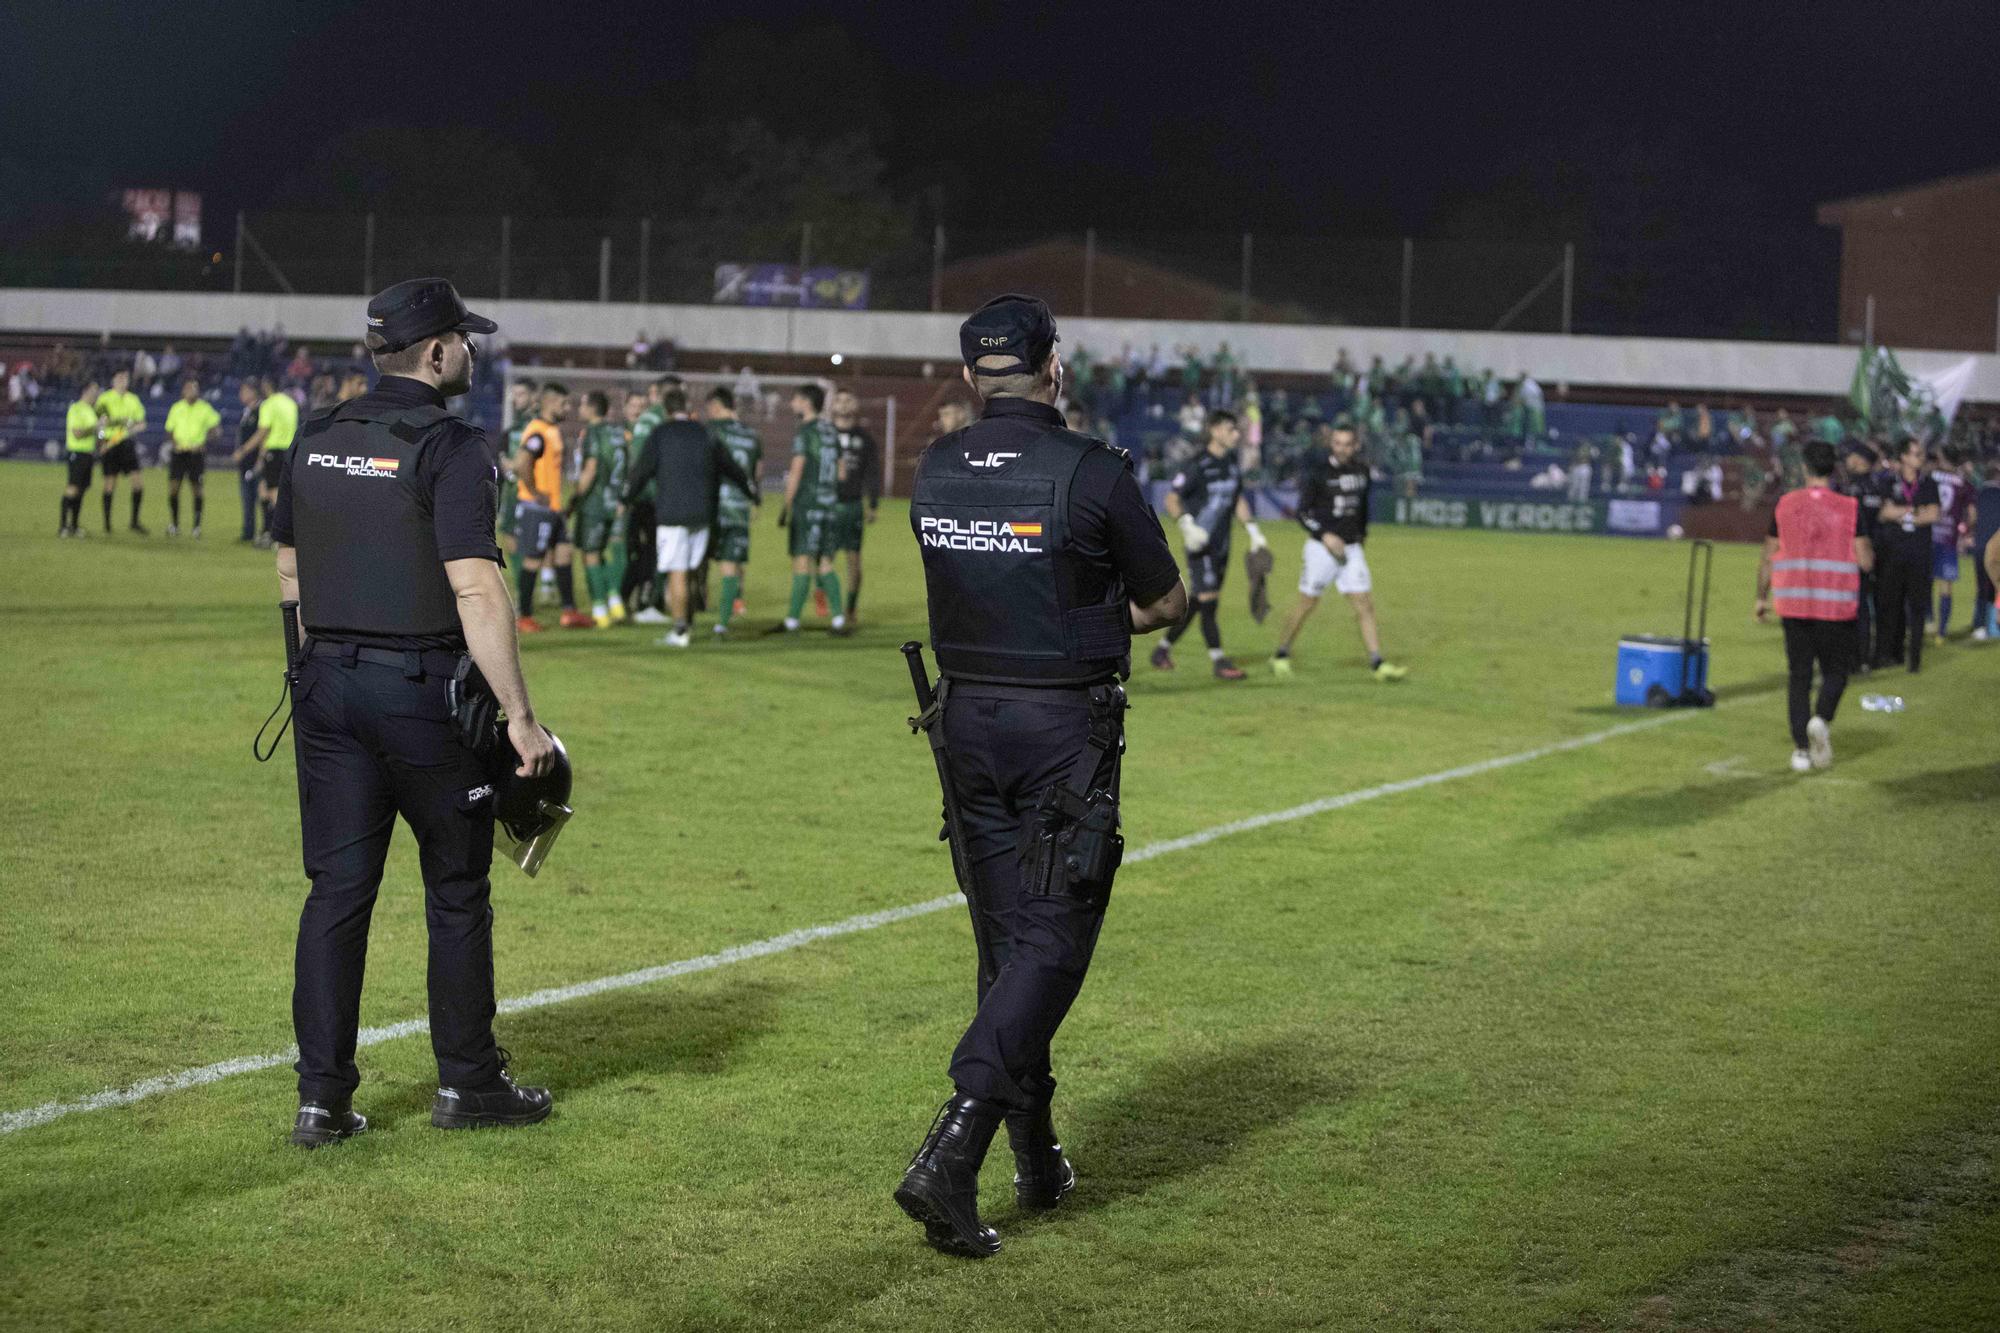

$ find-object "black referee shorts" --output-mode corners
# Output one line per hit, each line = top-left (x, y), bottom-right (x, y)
(99, 440), (141, 477)
(168, 451), (206, 483)
(261, 451), (288, 488)
(65, 453), (95, 489)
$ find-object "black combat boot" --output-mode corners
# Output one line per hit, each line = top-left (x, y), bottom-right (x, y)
(430, 1048), (553, 1129)
(894, 1093), (1005, 1258)
(1006, 1102), (1077, 1210)
(290, 1099), (367, 1148)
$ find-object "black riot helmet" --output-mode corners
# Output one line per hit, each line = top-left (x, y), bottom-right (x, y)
(490, 728), (574, 877)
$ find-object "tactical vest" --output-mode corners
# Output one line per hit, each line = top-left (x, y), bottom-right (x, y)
(1771, 486), (1860, 622)
(291, 399), (463, 641)
(910, 430), (1129, 685)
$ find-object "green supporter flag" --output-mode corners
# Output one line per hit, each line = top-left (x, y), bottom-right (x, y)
(1848, 345), (1873, 424)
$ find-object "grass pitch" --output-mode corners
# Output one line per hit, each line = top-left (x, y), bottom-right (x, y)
(1, 459), (1996, 1331)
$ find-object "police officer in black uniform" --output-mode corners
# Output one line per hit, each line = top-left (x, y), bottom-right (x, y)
(895, 295), (1187, 1257)
(272, 278), (559, 1147)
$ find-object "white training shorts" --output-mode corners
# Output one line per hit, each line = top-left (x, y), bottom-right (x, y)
(656, 524), (710, 574)
(1300, 538), (1371, 597)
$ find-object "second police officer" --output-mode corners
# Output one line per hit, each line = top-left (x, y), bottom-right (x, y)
(271, 278), (564, 1147)
(896, 295), (1188, 1257)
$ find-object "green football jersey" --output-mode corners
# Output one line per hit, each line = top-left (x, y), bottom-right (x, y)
(793, 418), (841, 511)
(579, 422), (628, 511)
(629, 405), (664, 502)
(711, 418), (762, 526)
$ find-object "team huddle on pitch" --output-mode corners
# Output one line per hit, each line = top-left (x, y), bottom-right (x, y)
(497, 376), (880, 645)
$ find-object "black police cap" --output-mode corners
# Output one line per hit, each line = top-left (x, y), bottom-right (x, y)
(959, 293), (1057, 378)
(366, 278), (498, 354)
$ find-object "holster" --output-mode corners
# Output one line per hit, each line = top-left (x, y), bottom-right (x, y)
(447, 655), (498, 756)
(1020, 683), (1126, 904)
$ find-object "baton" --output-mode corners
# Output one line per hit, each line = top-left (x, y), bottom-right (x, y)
(901, 640), (936, 715)
(280, 599), (303, 684)
(255, 600), (304, 762)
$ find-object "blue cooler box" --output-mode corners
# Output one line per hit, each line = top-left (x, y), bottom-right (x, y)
(1615, 635), (1710, 707)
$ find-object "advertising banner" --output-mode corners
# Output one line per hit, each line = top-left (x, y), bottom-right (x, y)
(713, 264), (869, 309)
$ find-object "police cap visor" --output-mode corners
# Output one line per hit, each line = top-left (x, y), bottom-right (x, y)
(367, 278), (498, 354)
(960, 294), (1057, 378)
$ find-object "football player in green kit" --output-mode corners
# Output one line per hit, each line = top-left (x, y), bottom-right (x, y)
(778, 383), (847, 634)
(572, 389), (633, 627)
(704, 386), (763, 636)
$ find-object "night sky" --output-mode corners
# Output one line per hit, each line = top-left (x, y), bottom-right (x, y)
(8, 1), (1999, 239)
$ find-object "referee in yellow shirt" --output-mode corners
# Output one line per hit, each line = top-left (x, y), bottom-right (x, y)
(163, 378), (222, 537)
(245, 375), (300, 548)
(95, 368), (149, 534)
(58, 379), (102, 538)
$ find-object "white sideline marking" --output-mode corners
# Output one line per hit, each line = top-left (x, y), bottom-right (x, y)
(1, 709), (1698, 1138)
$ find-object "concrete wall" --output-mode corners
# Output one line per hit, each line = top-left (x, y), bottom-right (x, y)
(5, 287), (1997, 401)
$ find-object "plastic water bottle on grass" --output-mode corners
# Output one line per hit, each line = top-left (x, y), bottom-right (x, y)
(1859, 695), (1904, 713)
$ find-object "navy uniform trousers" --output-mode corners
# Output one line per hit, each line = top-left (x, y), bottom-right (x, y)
(941, 681), (1120, 1114)
(290, 647), (503, 1102)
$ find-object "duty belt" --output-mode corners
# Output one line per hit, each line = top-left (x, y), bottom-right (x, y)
(305, 639), (463, 679)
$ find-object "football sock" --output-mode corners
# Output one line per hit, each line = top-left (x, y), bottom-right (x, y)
(719, 575), (741, 627)
(1197, 602), (1221, 650)
(846, 572), (861, 618)
(193, 495), (203, 528)
(582, 563), (603, 605)
(606, 546), (627, 600)
(1163, 618), (1188, 645)
(1937, 592), (1952, 635)
(169, 494), (180, 527)
(130, 491), (142, 526)
(1208, 647), (1225, 663)
(60, 496), (72, 531)
(259, 500), (273, 535)
(1370, 652), (1384, 669)
(517, 563), (537, 614)
(554, 564), (576, 610)
(818, 572), (843, 616)
(787, 572), (811, 620)
(102, 492), (113, 530)
(1273, 644), (1290, 659)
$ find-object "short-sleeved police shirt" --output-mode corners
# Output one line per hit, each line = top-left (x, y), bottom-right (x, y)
(270, 376), (501, 567)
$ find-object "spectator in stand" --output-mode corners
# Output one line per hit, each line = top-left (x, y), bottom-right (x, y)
(286, 345), (314, 386)
(627, 332), (652, 369)
(1814, 408), (1845, 445)
(1146, 343), (1170, 384)
(157, 344), (182, 382)
(1659, 401), (1684, 448)
(1694, 403), (1714, 449)
(1616, 432), (1639, 492)
(1177, 391), (1206, 442)
(1567, 446), (1594, 502)
(1512, 368), (1544, 436)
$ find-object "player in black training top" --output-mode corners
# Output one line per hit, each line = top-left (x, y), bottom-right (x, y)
(1271, 418), (1408, 680)
(1149, 409), (1267, 681)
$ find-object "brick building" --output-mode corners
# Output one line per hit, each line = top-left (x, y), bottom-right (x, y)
(1817, 168), (2000, 352)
